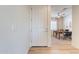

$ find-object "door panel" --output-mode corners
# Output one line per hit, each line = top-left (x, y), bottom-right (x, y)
(32, 6), (48, 46)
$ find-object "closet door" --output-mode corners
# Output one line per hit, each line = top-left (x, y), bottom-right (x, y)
(31, 6), (48, 46)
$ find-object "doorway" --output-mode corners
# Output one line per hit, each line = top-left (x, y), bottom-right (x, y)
(51, 5), (72, 50)
(28, 5), (76, 54)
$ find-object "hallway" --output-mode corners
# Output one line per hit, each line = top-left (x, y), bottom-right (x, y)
(28, 38), (79, 54)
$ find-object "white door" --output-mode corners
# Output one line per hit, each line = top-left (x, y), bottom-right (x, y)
(31, 6), (48, 46)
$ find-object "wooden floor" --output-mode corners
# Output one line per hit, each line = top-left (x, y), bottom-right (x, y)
(28, 37), (79, 54)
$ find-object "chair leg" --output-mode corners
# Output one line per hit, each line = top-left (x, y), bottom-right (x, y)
(63, 36), (66, 40)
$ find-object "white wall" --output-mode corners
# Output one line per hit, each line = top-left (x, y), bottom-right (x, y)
(0, 6), (31, 54)
(72, 6), (79, 48)
(64, 8), (72, 31)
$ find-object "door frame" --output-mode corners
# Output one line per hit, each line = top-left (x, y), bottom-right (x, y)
(47, 6), (52, 47)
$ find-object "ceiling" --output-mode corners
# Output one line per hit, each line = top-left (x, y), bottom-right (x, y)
(51, 5), (72, 18)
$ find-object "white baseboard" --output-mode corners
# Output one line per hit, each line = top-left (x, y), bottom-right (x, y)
(26, 47), (31, 54)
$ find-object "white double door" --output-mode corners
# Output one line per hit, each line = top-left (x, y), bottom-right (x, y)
(31, 6), (48, 46)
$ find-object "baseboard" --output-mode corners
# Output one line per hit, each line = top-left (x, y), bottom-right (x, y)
(26, 47), (31, 54)
(72, 44), (79, 49)
(32, 45), (48, 47)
